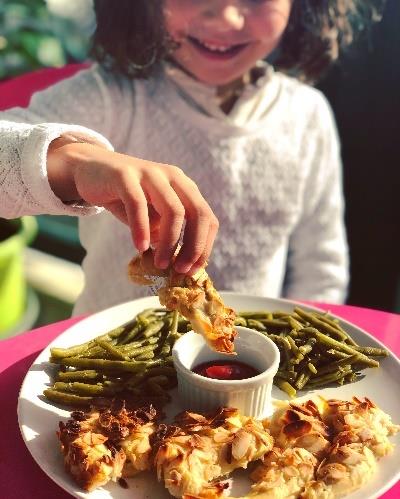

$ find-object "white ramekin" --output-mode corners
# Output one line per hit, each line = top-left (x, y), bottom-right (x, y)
(172, 326), (280, 419)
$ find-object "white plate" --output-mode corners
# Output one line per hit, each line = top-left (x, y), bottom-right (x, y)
(18, 293), (400, 499)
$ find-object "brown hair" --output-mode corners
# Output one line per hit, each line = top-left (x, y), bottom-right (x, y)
(92, 0), (385, 83)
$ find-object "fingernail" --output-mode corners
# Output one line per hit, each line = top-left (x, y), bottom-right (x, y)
(174, 263), (191, 274)
(156, 258), (169, 269)
(138, 240), (149, 252)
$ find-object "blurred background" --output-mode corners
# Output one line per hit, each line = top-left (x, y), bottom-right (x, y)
(0, 0), (399, 338)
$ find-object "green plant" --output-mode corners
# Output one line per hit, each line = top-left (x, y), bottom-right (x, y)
(0, 0), (90, 80)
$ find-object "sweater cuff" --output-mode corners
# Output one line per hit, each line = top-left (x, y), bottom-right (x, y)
(20, 123), (114, 216)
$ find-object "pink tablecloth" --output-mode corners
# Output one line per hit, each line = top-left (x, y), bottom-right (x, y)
(0, 303), (399, 498)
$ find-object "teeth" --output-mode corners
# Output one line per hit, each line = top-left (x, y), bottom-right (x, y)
(198, 40), (233, 52)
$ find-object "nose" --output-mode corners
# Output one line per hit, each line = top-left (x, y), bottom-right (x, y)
(202, 2), (245, 31)
(223, 5), (245, 30)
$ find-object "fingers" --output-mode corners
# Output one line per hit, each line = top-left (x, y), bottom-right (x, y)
(107, 159), (218, 272)
(148, 205), (161, 247)
(143, 176), (186, 268)
(103, 200), (128, 225)
(186, 215), (219, 275)
(169, 174), (219, 274)
(118, 178), (150, 252)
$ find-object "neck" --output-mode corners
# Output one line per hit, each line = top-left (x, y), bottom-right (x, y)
(217, 72), (251, 114)
(167, 60), (267, 115)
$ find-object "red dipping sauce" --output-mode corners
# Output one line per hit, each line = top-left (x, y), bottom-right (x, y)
(192, 360), (261, 380)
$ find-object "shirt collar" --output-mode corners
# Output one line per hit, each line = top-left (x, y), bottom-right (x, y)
(164, 61), (280, 127)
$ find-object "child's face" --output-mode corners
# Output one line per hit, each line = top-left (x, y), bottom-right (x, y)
(165, 0), (292, 85)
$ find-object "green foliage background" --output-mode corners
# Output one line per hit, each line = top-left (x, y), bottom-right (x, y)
(0, 0), (90, 80)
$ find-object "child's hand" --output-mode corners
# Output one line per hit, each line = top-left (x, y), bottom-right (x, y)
(47, 140), (219, 274)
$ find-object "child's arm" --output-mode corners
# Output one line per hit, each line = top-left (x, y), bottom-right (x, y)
(46, 140), (218, 272)
(0, 65), (116, 219)
(283, 96), (349, 304)
(0, 65), (218, 273)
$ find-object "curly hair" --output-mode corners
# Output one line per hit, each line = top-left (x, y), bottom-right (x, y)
(92, 0), (385, 83)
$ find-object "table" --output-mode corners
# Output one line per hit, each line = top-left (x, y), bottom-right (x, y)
(0, 303), (399, 498)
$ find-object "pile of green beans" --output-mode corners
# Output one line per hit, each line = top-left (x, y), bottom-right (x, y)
(44, 306), (388, 407)
(44, 308), (182, 407)
(237, 307), (388, 398)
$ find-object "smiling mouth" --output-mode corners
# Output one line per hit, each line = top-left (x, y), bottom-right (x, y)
(187, 36), (249, 59)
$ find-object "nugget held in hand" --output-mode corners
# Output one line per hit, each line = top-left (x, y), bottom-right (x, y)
(128, 249), (237, 354)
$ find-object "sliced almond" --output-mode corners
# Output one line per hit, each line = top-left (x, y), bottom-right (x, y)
(283, 420), (312, 438)
(231, 430), (252, 460)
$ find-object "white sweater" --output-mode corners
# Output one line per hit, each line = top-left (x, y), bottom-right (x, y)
(0, 64), (348, 315)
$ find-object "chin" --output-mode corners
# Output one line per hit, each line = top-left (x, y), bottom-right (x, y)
(184, 66), (248, 86)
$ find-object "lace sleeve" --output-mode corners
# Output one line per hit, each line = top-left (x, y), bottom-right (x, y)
(0, 65), (119, 218)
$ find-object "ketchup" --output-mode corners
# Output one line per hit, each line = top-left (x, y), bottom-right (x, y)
(192, 360), (260, 380)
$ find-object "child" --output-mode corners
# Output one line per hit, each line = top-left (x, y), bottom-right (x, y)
(0, 1), (381, 315)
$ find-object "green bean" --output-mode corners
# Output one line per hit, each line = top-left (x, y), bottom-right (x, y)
(122, 337), (159, 353)
(301, 328), (380, 368)
(325, 349), (350, 359)
(295, 372), (310, 390)
(275, 380), (297, 398)
(77, 345), (112, 359)
(345, 372), (358, 383)
(53, 381), (119, 396)
(144, 357), (173, 369)
(94, 338), (130, 361)
(352, 346), (388, 357)
(57, 370), (101, 382)
(291, 313), (308, 325)
(43, 389), (93, 407)
(298, 338), (316, 356)
(286, 336), (299, 354)
(307, 362), (317, 374)
(168, 332), (182, 342)
(314, 313), (357, 346)
(155, 321), (172, 357)
(129, 344), (158, 358)
(106, 325), (127, 339)
(294, 308), (348, 342)
(275, 371), (296, 383)
(118, 323), (145, 345)
(289, 353), (304, 365)
(259, 319), (289, 328)
(234, 316), (247, 326)
(159, 343), (171, 356)
(50, 342), (93, 359)
(317, 355), (359, 375)
(170, 310), (179, 336)
(142, 320), (164, 338)
(135, 352), (155, 361)
(271, 311), (292, 318)
(58, 357), (148, 372)
(287, 317), (303, 331)
(247, 319), (267, 331)
(239, 312), (271, 319)
(306, 367), (352, 387)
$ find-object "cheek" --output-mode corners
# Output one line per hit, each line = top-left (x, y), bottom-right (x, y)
(164, 0), (198, 41)
(250, 5), (291, 46)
